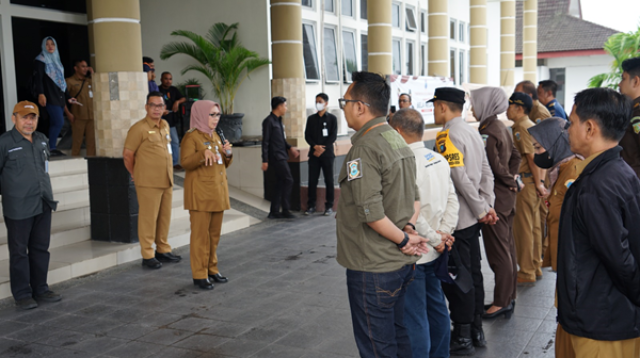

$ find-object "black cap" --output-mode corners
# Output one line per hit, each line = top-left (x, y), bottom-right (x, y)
(427, 87), (466, 104)
(509, 92), (533, 111)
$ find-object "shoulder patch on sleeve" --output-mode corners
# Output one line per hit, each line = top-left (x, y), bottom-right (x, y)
(565, 179), (575, 189)
(515, 132), (521, 141)
(187, 128), (196, 133)
(481, 134), (489, 147)
(633, 121), (640, 134)
(347, 158), (363, 181)
(435, 129), (464, 168)
(380, 130), (408, 150)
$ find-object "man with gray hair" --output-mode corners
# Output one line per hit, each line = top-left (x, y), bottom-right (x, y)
(389, 108), (459, 358)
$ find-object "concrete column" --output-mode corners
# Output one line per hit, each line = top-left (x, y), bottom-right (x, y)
(428, 0), (448, 77)
(270, 0), (305, 145)
(470, 0), (487, 84)
(367, 0), (392, 75)
(88, 0), (146, 157)
(500, 0), (516, 88)
(523, 0), (538, 83)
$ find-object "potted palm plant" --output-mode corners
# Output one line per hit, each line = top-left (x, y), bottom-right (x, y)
(160, 23), (270, 143)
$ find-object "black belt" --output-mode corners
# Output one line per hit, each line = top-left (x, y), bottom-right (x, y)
(519, 172), (533, 178)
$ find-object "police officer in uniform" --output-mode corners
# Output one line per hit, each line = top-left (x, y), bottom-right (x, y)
(0, 101), (61, 309)
(181, 100), (232, 290)
(65, 59), (96, 157)
(618, 57), (640, 178)
(336, 71), (428, 357)
(507, 93), (546, 283)
(432, 87), (497, 355)
(471, 87), (521, 319)
(123, 92), (182, 269)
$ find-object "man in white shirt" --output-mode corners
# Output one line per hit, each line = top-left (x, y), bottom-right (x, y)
(389, 108), (460, 358)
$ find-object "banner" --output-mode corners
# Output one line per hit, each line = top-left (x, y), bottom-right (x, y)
(387, 75), (455, 125)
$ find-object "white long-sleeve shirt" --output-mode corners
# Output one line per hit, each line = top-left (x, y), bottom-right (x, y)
(409, 141), (460, 264)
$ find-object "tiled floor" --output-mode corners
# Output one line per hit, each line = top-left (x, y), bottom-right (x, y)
(0, 214), (557, 358)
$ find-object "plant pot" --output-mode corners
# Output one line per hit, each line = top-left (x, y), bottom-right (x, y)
(218, 113), (244, 144)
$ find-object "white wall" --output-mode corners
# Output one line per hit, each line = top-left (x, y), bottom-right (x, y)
(139, 0), (271, 137)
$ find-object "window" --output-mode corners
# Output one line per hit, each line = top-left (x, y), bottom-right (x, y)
(421, 43), (427, 76)
(459, 22), (465, 43)
(405, 7), (417, 32)
(325, 0), (334, 12)
(301, 0), (312, 7)
(393, 39), (402, 75)
(360, 0), (367, 19)
(302, 24), (320, 80)
(392, 3), (400, 28)
(550, 68), (566, 107)
(450, 49), (456, 82)
(361, 34), (368, 71)
(420, 11), (426, 33)
(450, 19), (456, 40)
(323, 28), (340, 82)
(406, 41), (414, 76)
(342, 30), (358, 82)
(342, 0), (353, 16)
(459, 50), (465, 84)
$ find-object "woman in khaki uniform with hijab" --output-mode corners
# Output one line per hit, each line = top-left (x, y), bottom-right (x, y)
(181, 100), (232, 290)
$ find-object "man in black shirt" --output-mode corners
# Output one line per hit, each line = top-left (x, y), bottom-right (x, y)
(304, 93), (338, 216)
(262, 96), (300, 219)
(159, 72), (186, 170)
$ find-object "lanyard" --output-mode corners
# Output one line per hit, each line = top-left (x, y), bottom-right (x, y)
(362, 122), (386, 137)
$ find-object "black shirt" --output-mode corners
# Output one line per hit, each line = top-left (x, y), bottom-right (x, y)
(304, 111), (338, 158)
(159, 86), (184, 127)
(34, 61), (69, 107)
(261, 112), (291, 163)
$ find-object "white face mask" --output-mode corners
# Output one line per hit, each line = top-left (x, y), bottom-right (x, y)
(316, 102), (325, 112)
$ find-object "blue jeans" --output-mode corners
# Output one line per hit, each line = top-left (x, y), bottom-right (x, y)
(46, 104), (64, 150)
(404, 261), (451, 358)
(346, 265), (415, 358)
(170, 127), (180, 166)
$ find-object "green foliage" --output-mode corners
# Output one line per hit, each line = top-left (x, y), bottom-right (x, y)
(160, 23), (271, 114)
(175, 78), (206, 100)
(588, 27), (640, 89)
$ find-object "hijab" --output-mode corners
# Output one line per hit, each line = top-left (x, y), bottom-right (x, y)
(470, 87), (508, 125)
(528, 117), (580, 187)
(35, 36), (67, 92)
(190, 100), (220, 137)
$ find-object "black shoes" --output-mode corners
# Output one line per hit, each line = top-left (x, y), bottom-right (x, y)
(482, 303), (514, 319)
(50, 149), (65, 157)
(281, 211), (296, 219)
(450, 323), (475, 356)
(324, 208), (334, 216)
(268, 211), (296, 219)
(142, 258), (162, 269)
(471, 325), (487, 347)
(156, 251), (182, 263)
(209, 273), (228, 283)
(193, 279), (214, 290)
(15, 298), (38, 310)
(34, 291), (62, 303)
(267, 212), (282, 219)
(304, 207), (316, 216)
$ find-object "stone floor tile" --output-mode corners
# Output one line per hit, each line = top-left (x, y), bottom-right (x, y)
(105, 341), (163, 358)
(137, 328), (194, 345)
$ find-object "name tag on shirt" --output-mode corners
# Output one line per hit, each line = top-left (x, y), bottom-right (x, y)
(8, 147), (22, 153)
(167, 143), (172, 154)
(322, 128), (329, 137)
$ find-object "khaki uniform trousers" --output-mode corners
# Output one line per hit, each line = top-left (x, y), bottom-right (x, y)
(189, 211), (224, 279)
(514, 179), (542, 281)
(136, 186), (173, 259)
(71, 119), (96, 156)
(556, 323), (640, 358)
(539, 200), (548, 276)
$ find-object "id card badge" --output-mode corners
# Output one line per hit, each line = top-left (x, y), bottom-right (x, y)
(45, 161), (49, 173)
(167, 143), (173, 154)
(88, 85), (93, 98)
(322, 128), (329, 137)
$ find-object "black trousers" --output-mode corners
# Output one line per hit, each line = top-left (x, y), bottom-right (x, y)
(442, 223), (484, 324)
(5, 205), (52, 300)
(307, 155), (335, 209)
(269, 160), (293, 213)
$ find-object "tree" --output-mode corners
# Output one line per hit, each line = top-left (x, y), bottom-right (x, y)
(588, 27), (640, 89)
(160, 23), (271, 114)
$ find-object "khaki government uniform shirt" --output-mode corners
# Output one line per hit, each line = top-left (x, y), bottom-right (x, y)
(530, 100), (551, 124)
(65, 75), (93, 120)
(336, 117), (420, 273)
(124, 117), (173, 188)
(512, 115), (536, 175)
(180, 129), (232, 212)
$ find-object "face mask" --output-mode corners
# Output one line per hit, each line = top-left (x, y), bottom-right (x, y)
(316, 103), (325, 112)
(534, 152), (554, 169)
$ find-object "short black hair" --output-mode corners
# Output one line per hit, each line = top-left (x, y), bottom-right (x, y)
(161, 71), (172, 78)
(73, 59), (87, 67)
(349, 71), (390, 117)
(316, 93), (329, 102)
(388, 108), (424, 138)
(271, 96), (286, 110)
(516, 80), (538, 100)
(538, 80), (558, 98)
(573, 87), (632, 142)
(621, 57), (640, 81)
(399, 93), (412, 103)
(143, 56), (154, 64)
(439, 100), (463, 113)
(146, 91), (164, 103)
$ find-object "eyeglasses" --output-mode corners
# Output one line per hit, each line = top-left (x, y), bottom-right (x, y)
(209, 113), (221, 118)
(338, 98), (370, 110)
(147, 103), (165, 109)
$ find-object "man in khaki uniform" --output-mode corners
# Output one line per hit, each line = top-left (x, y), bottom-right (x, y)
(507, 92), (546, 283)
(123, 92), (181, 269)
(65, 60), (96, 156)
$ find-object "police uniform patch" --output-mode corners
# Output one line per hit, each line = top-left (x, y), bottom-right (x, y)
(347, 158), (363, 181)
(481, 134), (489, 147)
(565, 179), (575, 189)
(435, 129), (464, 168)
(515, 132), (521, 141)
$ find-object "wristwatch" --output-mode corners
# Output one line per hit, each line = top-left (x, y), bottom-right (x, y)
(397, 232), (410, 249)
